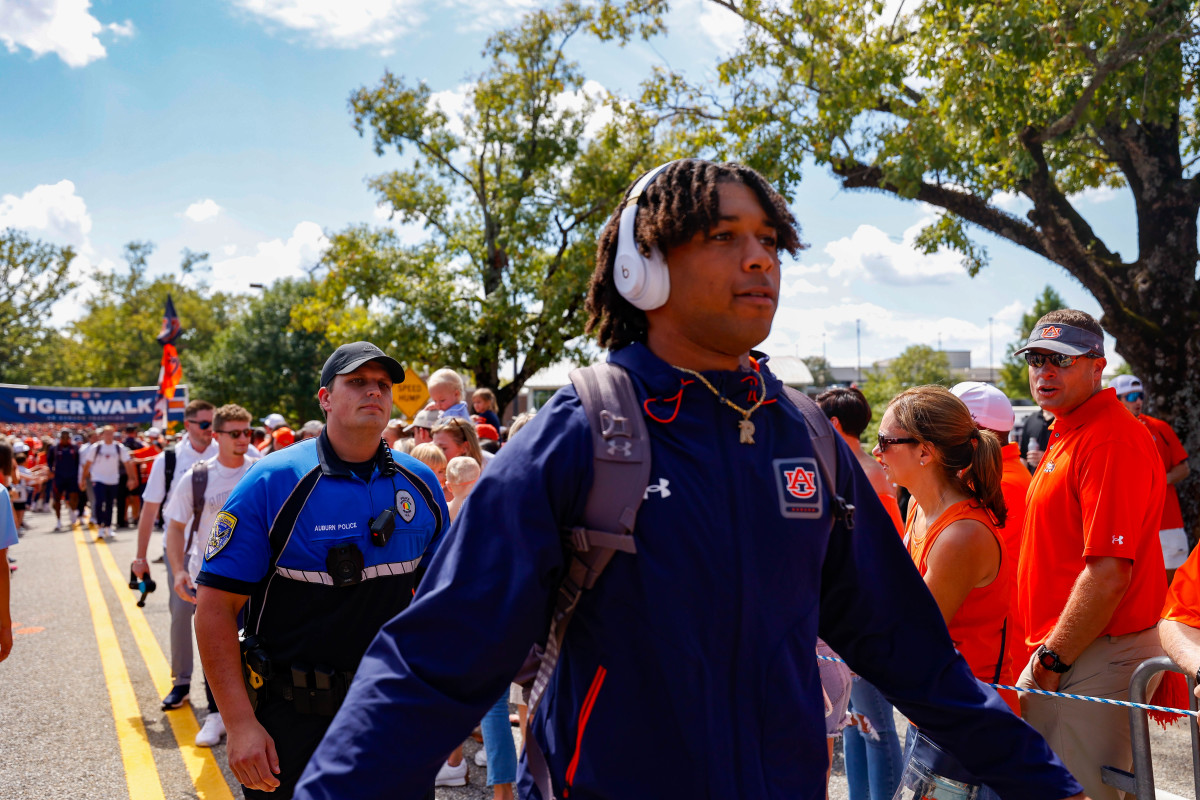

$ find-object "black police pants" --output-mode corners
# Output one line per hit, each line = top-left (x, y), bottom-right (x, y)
(242, 696), (435, 800)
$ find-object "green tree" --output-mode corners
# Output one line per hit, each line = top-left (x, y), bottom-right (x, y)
(0, 229), (78, 383)
(860, 345), (953, 441)
(608, 0), (1200, 528)
(801, 355), (835, 387)
(997, 285), (1066, 401)
(61, 244), (238, 387)
(189, 279), (332, 423)
(298, 3), (674, 412)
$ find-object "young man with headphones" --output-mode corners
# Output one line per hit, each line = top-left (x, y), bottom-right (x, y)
(293, 160), (1086, 800)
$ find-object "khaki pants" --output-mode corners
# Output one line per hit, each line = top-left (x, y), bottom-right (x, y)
(1018, 627), (1164, 800)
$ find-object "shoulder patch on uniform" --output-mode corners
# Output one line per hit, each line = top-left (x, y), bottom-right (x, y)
(396, 490), (416, 523)
(205, 511), (237, 560)
(773, 457), (824, 519)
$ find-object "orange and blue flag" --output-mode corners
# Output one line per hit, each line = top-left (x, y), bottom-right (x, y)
(156, 294), (182, 345)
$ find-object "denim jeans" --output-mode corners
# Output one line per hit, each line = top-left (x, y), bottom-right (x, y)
(481, 692), (517, 785)
(843, 677), (903, 800)
(893, 726), (1000, 800)
(93, 481), (117, 527)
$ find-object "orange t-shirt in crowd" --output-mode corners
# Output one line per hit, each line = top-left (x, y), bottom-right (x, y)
(131, 444), (161, 483)
(1163, 545), (1200, 627)
(1019, 389), (1167, 653)
(1139, 413), (1189, 531)
(907, 499), (1018, 713)
(878, 491), (904, 536)
(271, 426), (295, 449)
(999, 442), (1033, 669)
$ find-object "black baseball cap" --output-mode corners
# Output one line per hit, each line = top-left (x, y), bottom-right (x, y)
(320, 342), (405, 388)
(1014, 323), (1105, 358)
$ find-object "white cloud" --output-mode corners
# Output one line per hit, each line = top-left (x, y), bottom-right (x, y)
(445, 0), (539, 32)
(1072, 185), (1121, 204)
(429, 85), (470, 138)
(230, 0), (425, 48)
(209, 221), (329, 293)
(0, 179), (93, 248)
(184, 198), (223, 222)
(695, 0), (746, 56)
(222, 244), (238, 256)
(991, 191), (1030, 214)
(0, 0), (121, 67)
(817, 220), (964, 286)
(106, 19), (135, 38)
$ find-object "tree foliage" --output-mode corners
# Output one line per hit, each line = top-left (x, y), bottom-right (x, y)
(606, 0), (1200, 530)
(997, 285), (1067, 401)
(860, 344), (953, 441)
(189, 279), (332, 423)
(801, 355), (835, 387)
(0, 229), (78, 383)
(297, 3), (679, 412)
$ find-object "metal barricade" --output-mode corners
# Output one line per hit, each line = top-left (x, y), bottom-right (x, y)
(1100, 656), (1200, 799)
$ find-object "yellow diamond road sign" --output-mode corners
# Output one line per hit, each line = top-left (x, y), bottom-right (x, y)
(392, 368), (430, 420)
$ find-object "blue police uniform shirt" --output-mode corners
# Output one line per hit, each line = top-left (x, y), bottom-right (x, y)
(295, 343), (1081, 800)
(196, 431), (449, 672)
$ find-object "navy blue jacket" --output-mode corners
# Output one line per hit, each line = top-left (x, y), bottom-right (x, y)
(294, 344), (1081, 800)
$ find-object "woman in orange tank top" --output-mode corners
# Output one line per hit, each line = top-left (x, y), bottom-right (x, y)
(874, 385), (1015, 800)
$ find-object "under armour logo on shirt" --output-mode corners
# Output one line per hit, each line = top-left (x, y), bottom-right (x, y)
(644, 479), (671, 499)
(1113, 535), (1124, 545)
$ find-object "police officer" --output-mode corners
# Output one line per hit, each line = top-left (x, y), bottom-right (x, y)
(195, 342), (448, 798)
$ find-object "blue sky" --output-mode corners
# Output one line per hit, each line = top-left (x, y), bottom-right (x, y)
(1, 0), (1134, 371)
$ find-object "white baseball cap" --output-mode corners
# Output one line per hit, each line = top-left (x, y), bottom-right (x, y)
(146, 427), (163, 438)
(951, 382), (1015, 434)
(1109, 374), (1143, 397)
(262, 413), (287, 429)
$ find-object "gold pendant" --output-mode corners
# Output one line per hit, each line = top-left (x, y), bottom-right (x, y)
(738, 418), (755, 445)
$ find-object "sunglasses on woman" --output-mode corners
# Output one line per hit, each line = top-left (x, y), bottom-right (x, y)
(877, 434), (919, 453)
(1023, 352), (1099, 369)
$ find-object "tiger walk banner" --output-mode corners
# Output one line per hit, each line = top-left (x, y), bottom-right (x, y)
(0, 384), (189, 424)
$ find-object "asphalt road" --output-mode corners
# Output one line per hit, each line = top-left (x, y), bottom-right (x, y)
(2, 506), (1196, 799)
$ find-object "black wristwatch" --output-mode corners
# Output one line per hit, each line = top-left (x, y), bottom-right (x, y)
(1035, 644), (1071, 674)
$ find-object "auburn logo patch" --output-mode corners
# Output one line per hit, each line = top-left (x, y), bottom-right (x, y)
(773, 458), (824, 519)
(1041, 326), (1063, 339)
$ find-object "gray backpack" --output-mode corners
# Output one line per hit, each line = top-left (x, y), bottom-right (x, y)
(520, 362), (852, 798)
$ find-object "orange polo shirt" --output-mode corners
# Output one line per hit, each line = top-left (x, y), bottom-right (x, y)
(1018, 388), (1167, 651)
(999, 442), (1033, 668)
(1163, 545), (1200, 627)
(1139, 413), (1188, 531)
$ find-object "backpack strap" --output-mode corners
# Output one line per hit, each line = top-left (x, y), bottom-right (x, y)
(781, 386), (855, 531)
(164, 447), (177, 497)
(245, 465), (322, 636)
(523, 363), (649, 800)
(184, 460), (209, 555)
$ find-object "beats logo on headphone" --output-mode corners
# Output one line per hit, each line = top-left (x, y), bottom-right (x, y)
(613, 160), (679, 310)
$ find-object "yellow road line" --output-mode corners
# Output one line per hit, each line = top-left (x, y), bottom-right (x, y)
(94, 542), (236, 800)
(74, 530), (167, 800)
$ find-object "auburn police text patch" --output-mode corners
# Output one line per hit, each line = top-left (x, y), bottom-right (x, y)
(206, 511), (237, 560)
(773, 458), (824, 519)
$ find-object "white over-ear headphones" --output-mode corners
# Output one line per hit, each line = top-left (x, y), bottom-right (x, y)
(613, 160), (679, 310)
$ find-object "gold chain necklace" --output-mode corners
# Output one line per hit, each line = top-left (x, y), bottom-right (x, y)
(673, 366), (768, 444)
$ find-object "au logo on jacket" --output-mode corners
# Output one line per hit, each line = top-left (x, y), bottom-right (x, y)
(772, 458), (824, 519)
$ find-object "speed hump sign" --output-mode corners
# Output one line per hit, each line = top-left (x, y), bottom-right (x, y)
(392, 368), (430, 419)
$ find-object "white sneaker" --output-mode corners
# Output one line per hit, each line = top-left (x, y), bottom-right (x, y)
(195, 712), (225, 747)
(53, 522), (62, 532)
(474, 748), (488, 766)
(435, 759), (468, 787)
(103, 528), (115, 542)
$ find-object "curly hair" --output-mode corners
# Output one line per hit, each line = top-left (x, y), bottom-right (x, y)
(585, 159), (805, 350)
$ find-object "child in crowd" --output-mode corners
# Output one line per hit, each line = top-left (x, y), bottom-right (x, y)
(471, 388), (502, 430)
(444, 457), (481, 522)
(427, 369), (471, 421)
(409, 443), (449, 499)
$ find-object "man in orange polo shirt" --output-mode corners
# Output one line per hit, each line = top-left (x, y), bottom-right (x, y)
(1111, 374), (1192, 583)
(952, 381), (1032, 671)
(1014, 309), (1167, 800)
(1160, 544), (1200, 697)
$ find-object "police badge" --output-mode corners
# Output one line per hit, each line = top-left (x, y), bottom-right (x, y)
(395, 490), (416, 523)
(206, 511), (237, 560)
